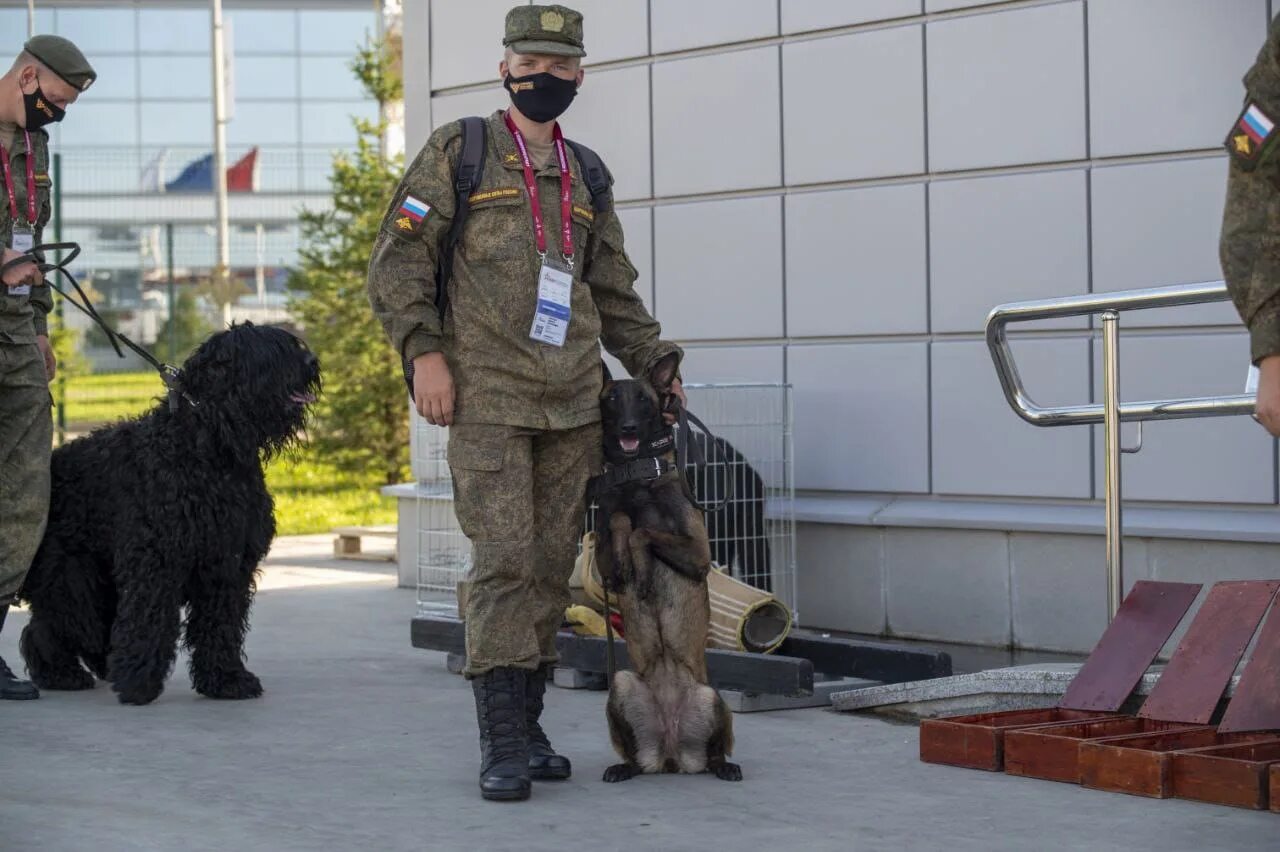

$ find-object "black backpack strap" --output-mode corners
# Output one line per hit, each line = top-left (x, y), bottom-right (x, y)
(565, 138), (612, 214)
(435, 116), (487, 323)
(405, 117), (487, 403)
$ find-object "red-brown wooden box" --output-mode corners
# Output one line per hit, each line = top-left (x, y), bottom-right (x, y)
(1003, 717), (1198, 783)
(919, 708), (1121, 771)
(1080, 729), (1275, 799)
(1170, 739), (1280, 810)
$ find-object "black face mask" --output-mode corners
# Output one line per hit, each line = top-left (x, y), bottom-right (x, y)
(23, 78), (64, 130)
(504, 71), (577, 123)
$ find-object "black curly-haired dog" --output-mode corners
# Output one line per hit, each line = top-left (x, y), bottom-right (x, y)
(18, 323), (320, 705)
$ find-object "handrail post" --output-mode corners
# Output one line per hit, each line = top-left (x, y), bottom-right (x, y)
(1101, 311), (1123, 622)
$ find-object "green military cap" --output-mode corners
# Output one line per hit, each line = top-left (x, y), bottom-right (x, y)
(504, 4), (585, 58)
(23, 35), (96, 92)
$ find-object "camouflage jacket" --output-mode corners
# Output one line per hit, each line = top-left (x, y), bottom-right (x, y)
(367, 110), (680, 429)
(0, 128), (52, 345)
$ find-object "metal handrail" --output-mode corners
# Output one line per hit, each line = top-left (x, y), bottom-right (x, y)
(986, 281), (1256, 427)
(986, 280), (1257, 623)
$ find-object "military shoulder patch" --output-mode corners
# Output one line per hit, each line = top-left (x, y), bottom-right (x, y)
(1226, 101), (1277, 170)
(571, 205), (595, 223)
(392, 194), (430, 235)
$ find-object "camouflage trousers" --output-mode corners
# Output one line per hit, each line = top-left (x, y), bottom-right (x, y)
(448, 421), (601, 678)
(0, 341), (52, 603)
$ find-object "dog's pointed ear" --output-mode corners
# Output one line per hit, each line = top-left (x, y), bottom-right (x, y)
(600, 360), (614, 387)
(648, 352), (680, 394)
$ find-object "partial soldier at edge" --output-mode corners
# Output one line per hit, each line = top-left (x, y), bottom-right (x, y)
(0, 35), (96, 700)
(1221, 16), (1280, 437)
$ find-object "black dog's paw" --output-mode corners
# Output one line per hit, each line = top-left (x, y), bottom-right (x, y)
(195, 668), (263, 700)
(113, 679), (165, 706)
(713, 762), (742, 782)
(603, 763), (638, 783)
(32, 666), (95, 691)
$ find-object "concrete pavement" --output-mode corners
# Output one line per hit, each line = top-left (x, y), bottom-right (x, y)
(1, 535), (1275, 851)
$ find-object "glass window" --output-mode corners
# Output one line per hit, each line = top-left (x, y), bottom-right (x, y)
(233, 56), (298, 100)
(140, 102), (213, 146)
(300, 56), (364, 100)
(55, 7), (137, 54)
(298, 10), (376, 55)
(140, 56), (211, 99)
(74, 55), (136, 101)
(0, 9), (55, 59)
(228, 102), (300, 146)
(139, 9), (210, 54)
(301, 101), (377, 145)
(60, 102), (138, 147)
(228, 10), (297, 54)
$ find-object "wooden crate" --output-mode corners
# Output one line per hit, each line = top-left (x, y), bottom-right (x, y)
(1080, 729), (1274, 799)
(1171, 739), (1280, 810)
(1004, 717), (1198, 784)
(919, 708), (1121, 772)
(1271, 763), (1280, 814)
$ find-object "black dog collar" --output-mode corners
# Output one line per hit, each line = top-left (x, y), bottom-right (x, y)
(587, 456), (676, 499)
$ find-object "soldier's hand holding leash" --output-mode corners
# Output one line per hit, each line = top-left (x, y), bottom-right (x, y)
(1, 246), (38, 288)
(1255, 356), (1280, 437)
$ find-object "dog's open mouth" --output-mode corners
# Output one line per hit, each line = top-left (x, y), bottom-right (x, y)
(290, 391), (317, 405)
(619, 436), (640, 454)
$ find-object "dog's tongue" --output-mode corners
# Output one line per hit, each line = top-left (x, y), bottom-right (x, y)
(619, 436), (640, 453)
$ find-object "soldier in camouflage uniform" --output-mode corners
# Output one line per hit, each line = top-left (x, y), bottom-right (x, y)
(0, 36), (95, 701)
(1222, 17), (1280, 437)
(367, 5), (683, 801)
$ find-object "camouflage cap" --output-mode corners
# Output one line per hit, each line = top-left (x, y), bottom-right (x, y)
(504, 5), (585, 58)
(23, 35), (96, 92)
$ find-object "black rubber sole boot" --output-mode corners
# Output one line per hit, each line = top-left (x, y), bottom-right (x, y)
(0, 604), (39, 701)
(473, 667), (531, 801)
(526, 664), (571, 780)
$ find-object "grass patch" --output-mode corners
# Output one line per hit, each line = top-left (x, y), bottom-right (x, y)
(56, 372), (399, 538)
(266, 453), (398, 537)
(58, 371), (162, 427)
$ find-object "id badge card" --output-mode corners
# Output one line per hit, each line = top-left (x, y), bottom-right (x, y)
(530, 259), (573, 347)
(8, 226), (33, 295)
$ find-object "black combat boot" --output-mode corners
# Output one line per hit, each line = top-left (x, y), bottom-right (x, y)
(472, 667), (531, 801)
(526, 664), (571, 780)
(0, 603), (39, 701)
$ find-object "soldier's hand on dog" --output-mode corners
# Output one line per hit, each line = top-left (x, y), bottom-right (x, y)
(1, 247), (39, 288)
(662, 378), (686, 425)
(1255, 356), (1280, 438)
(412, 351), (456, 426)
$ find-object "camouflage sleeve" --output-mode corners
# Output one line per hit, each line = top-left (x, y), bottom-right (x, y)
(29, 163), (53, 337)
(1221, 20), (1280, 363)
(28, 284), (52, 336)
(366, 124), (460, 363)
(584, 207), (683, 380)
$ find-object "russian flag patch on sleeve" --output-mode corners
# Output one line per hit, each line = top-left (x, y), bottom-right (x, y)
(392, 194), (431, 234)
(1226, 101), (1277, 170)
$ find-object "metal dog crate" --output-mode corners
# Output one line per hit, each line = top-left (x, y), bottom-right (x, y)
(411, 382), (797, 621)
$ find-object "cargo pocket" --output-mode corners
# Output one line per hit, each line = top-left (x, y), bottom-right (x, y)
(446, 437), (505, 472)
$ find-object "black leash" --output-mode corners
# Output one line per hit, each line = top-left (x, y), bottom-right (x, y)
(3, 242), (197, 412)
(671, 403), (733, 514)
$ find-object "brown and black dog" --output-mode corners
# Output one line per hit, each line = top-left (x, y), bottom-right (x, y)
(593, 353), (741, 783)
